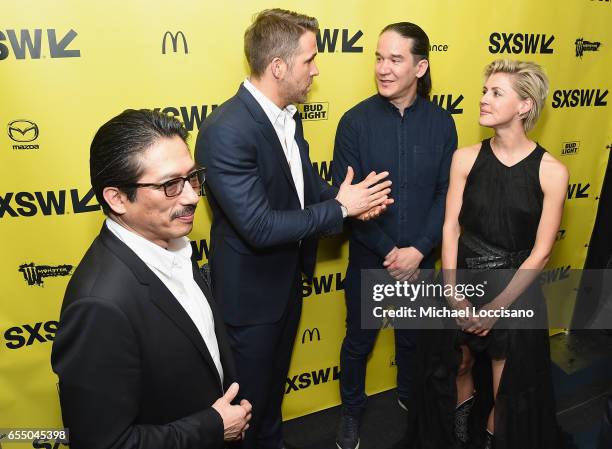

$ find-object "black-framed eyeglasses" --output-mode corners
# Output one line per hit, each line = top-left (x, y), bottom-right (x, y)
(121, 167), (206, 198)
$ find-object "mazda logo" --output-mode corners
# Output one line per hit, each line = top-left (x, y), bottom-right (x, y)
(8, 120), (39, 142)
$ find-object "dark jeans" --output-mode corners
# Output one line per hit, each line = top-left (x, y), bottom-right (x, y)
(599, 393), (612, 449)
(339, 264), (419, 414)
(340, 327), (418, 413)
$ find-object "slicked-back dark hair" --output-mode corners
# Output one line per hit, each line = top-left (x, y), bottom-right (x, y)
(381, 22), (432, 98)
(90, 109), (189, 215)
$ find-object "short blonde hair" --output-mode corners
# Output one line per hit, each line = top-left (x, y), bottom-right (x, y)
(484, 59), (549, 132)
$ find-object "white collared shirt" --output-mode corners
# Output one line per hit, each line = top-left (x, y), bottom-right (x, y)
(243, 78), (305, 208)
(105, 218), (223, 383)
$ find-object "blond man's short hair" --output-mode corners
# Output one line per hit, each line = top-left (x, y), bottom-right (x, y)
(244, 9), (319, 77)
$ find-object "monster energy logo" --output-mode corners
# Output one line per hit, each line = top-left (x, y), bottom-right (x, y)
(18, 263), (73, 286)
(575, 38), (602, 57)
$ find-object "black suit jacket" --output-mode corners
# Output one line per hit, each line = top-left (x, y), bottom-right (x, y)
(195, 84), (342, 326)
(51, 224), (236, 449)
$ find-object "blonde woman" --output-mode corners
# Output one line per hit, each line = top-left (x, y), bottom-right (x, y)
(441, 59), (569, 449)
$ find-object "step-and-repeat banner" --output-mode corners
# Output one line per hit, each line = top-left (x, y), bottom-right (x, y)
(2, 0), (610, 445)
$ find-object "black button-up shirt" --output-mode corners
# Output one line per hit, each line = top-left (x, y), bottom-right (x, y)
(332, 94), (457, 268)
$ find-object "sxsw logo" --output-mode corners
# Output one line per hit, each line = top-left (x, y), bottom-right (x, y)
(312, 160), (333, 183)
(32, 437), (69, 449)
(431, 94), (464, 114)
(552, 89), (608, 108)
(19, 262), (73, 287)
(317, 29), (363, 53)
(153, 105), (217, 132)
(285, 365), (340, 393)
(0, 29), (80, 60)
(488, 32), (554, 54)
(301, 327), (321, 343)
(162, 31), (188, 54)
(3, 320), (58, 349)
(567, 183), (590, 199)
(8, 119), (40, 150)
(302, 271), (345, 297)
(561, 141), (580, 156)
(191, 238), (210, 262)
(0, 188), (100, 218)
(539, 265), (571, 285)
(298, 102), (328, 121)
(575, 38), (602, 57)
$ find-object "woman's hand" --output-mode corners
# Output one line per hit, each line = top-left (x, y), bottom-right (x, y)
(460, 304), (499, 336)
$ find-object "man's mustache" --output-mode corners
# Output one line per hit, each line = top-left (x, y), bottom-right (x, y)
(172, 204), (197, 219)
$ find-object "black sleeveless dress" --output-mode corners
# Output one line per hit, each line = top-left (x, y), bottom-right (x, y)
(456, 138), (547, 360)
(459, 137), (544, 261)
(400, 139), (571, 449)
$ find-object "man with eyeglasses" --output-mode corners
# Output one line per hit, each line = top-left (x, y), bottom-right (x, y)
(52, 109), (252, 449)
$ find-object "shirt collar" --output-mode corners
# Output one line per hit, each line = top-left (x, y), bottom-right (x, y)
(243, 78), (297, 126)
(105, 217), (192, 276)
(377, 93), (422, 115)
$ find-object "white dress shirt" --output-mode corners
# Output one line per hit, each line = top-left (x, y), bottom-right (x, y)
(243, 78), (305, 208)
(105, 218), (223, 382)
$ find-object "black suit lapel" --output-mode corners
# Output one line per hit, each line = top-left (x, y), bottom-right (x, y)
(192, 263), (236, 389)
(237, 84), (300, 202)
(100, 224), (223, 391)
(148, 280), (223, 391)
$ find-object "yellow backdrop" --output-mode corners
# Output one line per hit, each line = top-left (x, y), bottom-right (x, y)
(1, 1), (610, 446)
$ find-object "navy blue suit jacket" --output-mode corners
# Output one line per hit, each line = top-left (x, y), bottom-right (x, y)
(195, 84), (342, 326)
